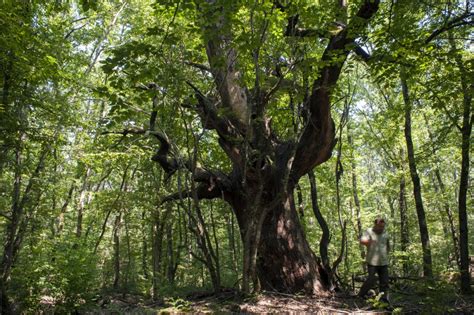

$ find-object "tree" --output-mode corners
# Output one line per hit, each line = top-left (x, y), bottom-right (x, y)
(110, 0), (381, 294)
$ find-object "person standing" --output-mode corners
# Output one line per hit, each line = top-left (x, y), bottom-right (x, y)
(358, 217), (390, 302)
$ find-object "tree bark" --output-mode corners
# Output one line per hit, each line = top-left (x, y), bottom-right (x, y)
(423, 114), (460, 266)
(76, 168), (91, 238)
(401, 76), (433, 278)
(151, 207), (163, 300)
(166, 223), (175, 284)
(449, 34), (473, 294)
(113, 213), (122, 290)
(1, 140), (49, 313)
(253, 189), (329, 293)
(308, 171), (331, 279)
(399, 173), (410, 276)
(154, 0), (380, 295)
(142, 209), (149, 280)
(348, 127), (365, 272)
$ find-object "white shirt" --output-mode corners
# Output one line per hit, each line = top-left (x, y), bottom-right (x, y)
(361, 227), (389, 266)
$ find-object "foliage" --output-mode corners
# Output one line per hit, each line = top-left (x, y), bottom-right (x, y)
(0, 0), (471, 312)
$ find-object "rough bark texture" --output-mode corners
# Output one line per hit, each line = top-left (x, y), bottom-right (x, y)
(154, 0), (380, 294)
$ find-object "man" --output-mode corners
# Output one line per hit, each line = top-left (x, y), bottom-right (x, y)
(358, 217), (390, 302)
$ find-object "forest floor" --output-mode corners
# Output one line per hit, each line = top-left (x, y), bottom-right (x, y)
(85, 286), (474, 314)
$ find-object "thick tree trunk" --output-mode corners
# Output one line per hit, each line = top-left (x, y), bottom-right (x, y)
(401, 77), (433, 278)
(151, 0), (379, 296)
(233, 188), (329, 294)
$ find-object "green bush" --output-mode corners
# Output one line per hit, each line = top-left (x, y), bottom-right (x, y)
(10, 237), (99, 313)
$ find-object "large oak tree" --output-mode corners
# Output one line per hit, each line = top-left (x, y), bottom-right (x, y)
(139, 0), (381, 294)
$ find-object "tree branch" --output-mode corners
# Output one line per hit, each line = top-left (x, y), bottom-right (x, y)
(424, 12), (473, 44)
(185, 61), (212, 73)
(186, 81), (245, 166)
(201, 1), (249, 125)
(161, 182), (225, 205)
(291, 0), (380, 180)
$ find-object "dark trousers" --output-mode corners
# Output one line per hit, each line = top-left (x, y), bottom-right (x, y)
(358, 264), (389, 299)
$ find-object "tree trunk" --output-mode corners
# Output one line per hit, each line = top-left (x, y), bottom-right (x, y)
(399, 173), (410, 276)
(166, 222), (175, 284)
(424, 114), (460, 266)
(449, 33), (472, 294)
(57, 183), (75, 235)
(142, 209), (149, 280)
(153, 0), (380, 295)
(76, 168), (91, 238)
(225, 211), (239, 279)
(124, 214), (132, 290)
(113, 212), (122, 290)
(308, 171), (331, 278)
(432, 170), (459, 265)
(233, 187), (330, 294)
(401, 76), (433, 278)
(348, 126), (365, 272)
(151, 208), (163, 300)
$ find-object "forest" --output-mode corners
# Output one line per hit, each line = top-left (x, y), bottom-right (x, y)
(0, 0), (472, 313)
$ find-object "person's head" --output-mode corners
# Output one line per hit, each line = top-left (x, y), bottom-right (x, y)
(373, 216), (386, 233)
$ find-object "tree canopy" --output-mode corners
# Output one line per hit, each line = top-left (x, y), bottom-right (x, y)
(0, 0), (472, 313)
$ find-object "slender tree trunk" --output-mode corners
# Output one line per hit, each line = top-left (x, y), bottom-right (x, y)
(457, 111), (472, 294)
(209, 203), (220, 285)
(124, 214), (132, 290)
(186, 135), (221, 292)
(94, 166), (130, 253)
(57, 183), (75, 235)
(166, 222), (175, 284)
(401, 76), (433, 278)
(152, 208), (163, 300)
(348, 126), (365, 272)
(424, 114), (460, 266)
(449, 34), (473, 294)
(432, 171), (459, 265)
(142, 210), (149, 280)
(76, 168), (91, 238)
(1, 141), (49, 313)
(0, 59), (12, 177)
(225, 211), (239, 279)
(308, 171), (331, 276)
(296, 184), (305, 217)
(399, 173), (410, 276)
(113, 212), (122, 290)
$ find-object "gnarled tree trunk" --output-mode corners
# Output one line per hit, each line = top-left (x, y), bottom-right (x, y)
(150, 0), (380, 295)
